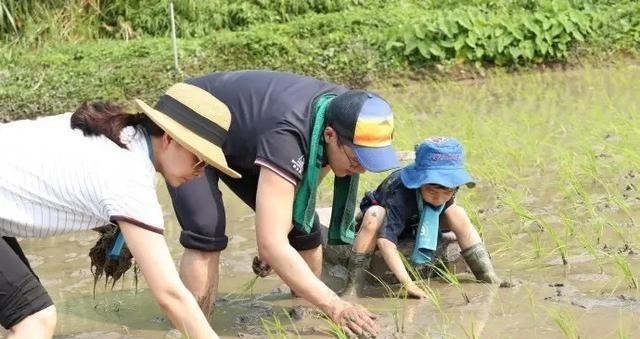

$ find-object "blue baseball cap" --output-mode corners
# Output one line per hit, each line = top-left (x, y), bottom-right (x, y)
(400, 137), (475, 189)
(326, 90), (400, 172)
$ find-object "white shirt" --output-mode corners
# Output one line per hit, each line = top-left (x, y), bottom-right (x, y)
(0, 113), (164, 237)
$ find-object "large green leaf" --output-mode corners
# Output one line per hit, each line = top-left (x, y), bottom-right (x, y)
(523, 17), (541, 36)
(454, 34), (466, 51)
(498, 34), (514, 52)
(550, 22), (563, 38)
(466, 32), (477, 48)
(404, 35), (419, 55)
(456, 12), (472, 30)
(504, 22), (524, 40)
(558, 15), (576, 34)
(509, 46), (522, 59)
(414, 23), (426, 39)
(429, 44), (446, 59)
(417, 42), (431, 59)
(520, 40), (534, 59)
(474, 46), (484, 59)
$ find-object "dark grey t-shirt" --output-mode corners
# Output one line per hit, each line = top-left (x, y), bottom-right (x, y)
(187, 70), (347, 183)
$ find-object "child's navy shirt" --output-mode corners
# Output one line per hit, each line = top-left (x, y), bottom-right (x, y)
(359, 170), (455, 245)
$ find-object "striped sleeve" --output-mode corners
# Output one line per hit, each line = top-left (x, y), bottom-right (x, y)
(99, 163), (164, 234)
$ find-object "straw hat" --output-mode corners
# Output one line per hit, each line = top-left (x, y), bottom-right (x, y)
(135, 83), (241, 178)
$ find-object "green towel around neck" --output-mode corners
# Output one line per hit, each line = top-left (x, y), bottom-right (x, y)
(292, 93), (358, 245)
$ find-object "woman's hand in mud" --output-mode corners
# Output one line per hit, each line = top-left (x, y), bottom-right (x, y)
(252, 256), (272, 278)
(332, 301), (378, 338)
(405, 282), (428, 299)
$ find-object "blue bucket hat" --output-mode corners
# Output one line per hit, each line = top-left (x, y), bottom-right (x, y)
(400, 137), (475, 189)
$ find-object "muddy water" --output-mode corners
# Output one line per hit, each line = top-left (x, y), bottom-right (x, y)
(3, 64), (640, 338)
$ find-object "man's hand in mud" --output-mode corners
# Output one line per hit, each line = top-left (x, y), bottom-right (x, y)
(252, 256), (272, 278)
(332, 301), (378, 338)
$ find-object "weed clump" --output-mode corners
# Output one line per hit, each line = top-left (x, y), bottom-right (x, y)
(89, 225), (138, 297)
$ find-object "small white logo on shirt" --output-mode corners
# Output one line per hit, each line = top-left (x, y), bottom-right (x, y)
(291, 156), (305, 174)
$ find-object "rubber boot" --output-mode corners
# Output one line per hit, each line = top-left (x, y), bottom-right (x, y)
(460, 243), (500, 283)
(340, 251), (372, 297)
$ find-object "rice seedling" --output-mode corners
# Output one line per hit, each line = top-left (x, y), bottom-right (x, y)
(493, 223), (517, 256)
(283, 308), (301, 338)
(607, 221), (632, 246)
(458, 320), (479, 339)
(369, 269), (407, 333)
(535, 216), (569, 266)
(261, 314), (290, 338)
(430, 259), (469, 304)
(581, 152), (600, 180)
(612, 254), (638, 289)
(545, 307), (580, 339)
(525, 287), (539, 322)
(320, 314), (349, 339)
(615, 312), (632, 339)
(561, 165), (596, 219)
(501, 188), (536, 225)
(527, 229), (544, 260)
(260, 309), (301, 339)
(617, 328), (630, 339)
(404, 257), (446, 316)
(609, 192), (635, 224)
(575, 228), (606, 273)
(223, 275), (260, 301)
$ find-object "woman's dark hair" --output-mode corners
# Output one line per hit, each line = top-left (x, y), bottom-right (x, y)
(70, 101), (164, 149)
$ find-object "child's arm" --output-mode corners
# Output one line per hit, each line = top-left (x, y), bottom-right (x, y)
(377, 238), (428, 299)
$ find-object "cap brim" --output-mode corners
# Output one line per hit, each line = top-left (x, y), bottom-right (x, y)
(135, 99), (242, 179)
(400, 164), (475, 189)
(352, 144), (401, 173)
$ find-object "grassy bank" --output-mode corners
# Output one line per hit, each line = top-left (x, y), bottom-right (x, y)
(1, 0), (639, 121)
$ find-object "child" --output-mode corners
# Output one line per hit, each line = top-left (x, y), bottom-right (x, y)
(342, 137), (500, 298)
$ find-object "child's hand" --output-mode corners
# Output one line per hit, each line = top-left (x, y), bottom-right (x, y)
(404, 282), (428, 299)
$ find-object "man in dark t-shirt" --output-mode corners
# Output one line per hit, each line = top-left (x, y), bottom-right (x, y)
(154, 70), (399, 336)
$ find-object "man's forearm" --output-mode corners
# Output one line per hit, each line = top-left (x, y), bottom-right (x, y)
(261, 242), (343, 314)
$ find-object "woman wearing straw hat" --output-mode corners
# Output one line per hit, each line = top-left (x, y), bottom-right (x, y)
(142, 70), (401, 337)
(0, 84), (233, 338)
